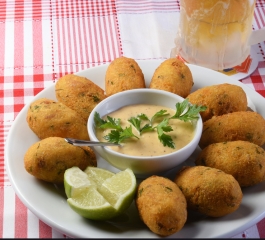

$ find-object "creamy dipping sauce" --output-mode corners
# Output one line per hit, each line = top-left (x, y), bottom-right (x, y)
(96, 104), (196, 157)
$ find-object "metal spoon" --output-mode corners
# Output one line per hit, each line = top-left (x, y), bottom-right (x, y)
(65, 138), (121, 147)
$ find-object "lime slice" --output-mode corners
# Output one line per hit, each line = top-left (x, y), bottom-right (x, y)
(64, 166), (94, 198)
(64, 167), (137, 220)
(67, 185), (118, 220)
(98, 168), (137, 212)
(84, 166), (115, 186)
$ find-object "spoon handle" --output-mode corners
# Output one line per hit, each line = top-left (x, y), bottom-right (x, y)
(65, 138), (120, 146)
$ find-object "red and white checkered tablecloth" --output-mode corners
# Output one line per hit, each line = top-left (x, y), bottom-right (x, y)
(1, 0), (265, 238)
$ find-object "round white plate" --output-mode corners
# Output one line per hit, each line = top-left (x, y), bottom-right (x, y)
(5, 60), (265, 238)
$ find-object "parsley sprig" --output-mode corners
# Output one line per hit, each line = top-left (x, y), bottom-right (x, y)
(94, 112), (139, 144)
(126, 111), (174, 148)
(94, 99), (206, 148)
(171, 99), (207, 122)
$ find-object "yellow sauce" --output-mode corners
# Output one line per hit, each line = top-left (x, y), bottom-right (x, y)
(96, 104), (195, 157)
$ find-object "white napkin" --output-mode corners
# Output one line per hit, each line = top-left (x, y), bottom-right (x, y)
(248, 27), (265, 45)
(117, 11), (180, 59)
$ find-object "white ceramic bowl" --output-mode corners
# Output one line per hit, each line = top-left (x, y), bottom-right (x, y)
(87, 88), (203, 178)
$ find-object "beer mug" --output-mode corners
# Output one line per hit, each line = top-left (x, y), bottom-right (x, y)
(171, 0), (265, 70)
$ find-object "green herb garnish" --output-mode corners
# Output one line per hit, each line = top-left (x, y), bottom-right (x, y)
(156, 118), (175, 148)
(171, 99), (207, 122)
(128, 113), (174, 148)
(94, 112), (139, 144)
(94, 99), (206, 148)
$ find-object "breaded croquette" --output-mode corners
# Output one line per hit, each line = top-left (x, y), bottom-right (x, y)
(135, 175), (187, 236)
(199, 111), (265, 149)
(55, 74), (106, 121)
(105, 56), (145, 96)
(174, 166), (243, 217)
(26, 98), (90, 140)
(186, 83), (248, 122)
(195, 141), (265, 187)
(24, 137), (97, 183)
(149, 58), (193, 98)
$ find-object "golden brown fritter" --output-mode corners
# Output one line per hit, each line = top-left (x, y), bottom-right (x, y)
(199, 111), (265, 149)
(24, 137), (97, 183)
(195, 141), (265, 187)
(26, 98), (90, 140)
(174, 166), (243, 217)
(55, 74), (106, 121)
(186, 83), (248, 122)
(149, 58), (193, 98)
(135, 175), (187, 236)
(105, 56), (145, 96)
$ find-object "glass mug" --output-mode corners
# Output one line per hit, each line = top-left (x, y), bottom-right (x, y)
(170, 0), (265, 70)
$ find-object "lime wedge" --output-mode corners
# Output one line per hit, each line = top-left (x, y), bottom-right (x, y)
(67, 185), (118, 220)
(64, 166), (94, 198)
(84, 166), (115, 186)
(64, 167), (137, 220)
(98, 169), (137, 212)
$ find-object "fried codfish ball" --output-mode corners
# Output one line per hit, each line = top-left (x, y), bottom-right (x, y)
(105, 56), (145, 96)
(199, 111), (265, 149)
(135, 175), (187, 236)
(195, 141), (265, 187)
(27, 98), (89, 140)
(186, 83), (248, 122)
(174, 166), (243, 217)
(55, 74), (106, 121)
(24, 137), (97, 183)
(149, 58), (193, 98)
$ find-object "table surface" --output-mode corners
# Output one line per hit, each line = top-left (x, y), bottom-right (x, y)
(1, 0), (265, 238)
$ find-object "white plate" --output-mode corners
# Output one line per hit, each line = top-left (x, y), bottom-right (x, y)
(5, 60), (265, 238)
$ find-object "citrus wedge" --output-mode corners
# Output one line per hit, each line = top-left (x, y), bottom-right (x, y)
(64, 166), (94, 198)
(84, 166), (115, 186)
(67, 185), (119, 220)
(64, 167), (137, 220)
(98, 168), (137, 213)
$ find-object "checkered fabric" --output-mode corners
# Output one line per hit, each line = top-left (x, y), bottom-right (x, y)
(1, 0), (265, 238)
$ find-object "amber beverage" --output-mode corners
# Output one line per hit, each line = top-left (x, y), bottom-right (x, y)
(171, 0), (256, 70)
